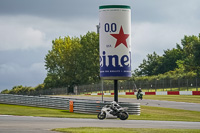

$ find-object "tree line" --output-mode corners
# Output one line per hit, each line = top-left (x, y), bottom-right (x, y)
(1, 32), (200, 95)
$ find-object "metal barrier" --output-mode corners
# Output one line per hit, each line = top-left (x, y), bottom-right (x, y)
(0, 94), (69, 110)
(0, 94), (140, 115)
(72, 100), (140, 115)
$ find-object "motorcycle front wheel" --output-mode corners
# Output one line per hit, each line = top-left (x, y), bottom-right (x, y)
(119, 112), (129, 120)
(97, 112), (106, 120)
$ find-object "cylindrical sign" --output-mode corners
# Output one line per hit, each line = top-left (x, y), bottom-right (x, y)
(99, 5), (131, 80)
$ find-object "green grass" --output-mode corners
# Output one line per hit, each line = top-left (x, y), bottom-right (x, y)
(132, 106), (200, 122)
(144, 95), (200, 103)
(120, 95), (200, 104)
(52, 127), (200, 133)
(0, 104), (96, 118)
(85, 95), (200, 104)
(1, 104), (200, 122)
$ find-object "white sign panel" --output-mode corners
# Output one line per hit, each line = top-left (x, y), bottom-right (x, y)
(99, 5), (131, 80)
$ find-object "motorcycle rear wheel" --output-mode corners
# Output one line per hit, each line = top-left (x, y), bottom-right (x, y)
(97, 112), (106, 120)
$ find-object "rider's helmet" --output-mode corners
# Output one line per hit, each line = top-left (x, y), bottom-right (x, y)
(111, 101), (118, 107)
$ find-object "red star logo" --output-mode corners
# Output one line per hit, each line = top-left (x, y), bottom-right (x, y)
(110, 26), (129, 48)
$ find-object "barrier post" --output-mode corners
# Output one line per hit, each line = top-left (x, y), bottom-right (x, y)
(69, 100), (73, 112)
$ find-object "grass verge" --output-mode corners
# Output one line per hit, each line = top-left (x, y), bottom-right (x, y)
(0, 104), (96, 118)
(132, 106), (200, 122)
(52, 127), (200, 133)
(85, 95), (200, 104)
(0, 104), (200, 122)
(143, 95), (200, 103)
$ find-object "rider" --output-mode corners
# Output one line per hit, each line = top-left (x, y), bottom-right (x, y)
(111, 101), (120, 115)
(137, 88), (142, 100)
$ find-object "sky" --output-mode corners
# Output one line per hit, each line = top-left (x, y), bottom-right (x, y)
(0, 0), (200, 91)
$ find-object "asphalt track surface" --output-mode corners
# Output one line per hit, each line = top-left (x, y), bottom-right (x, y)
(1, 115), (200, 133)
(56, 95), (200, 112)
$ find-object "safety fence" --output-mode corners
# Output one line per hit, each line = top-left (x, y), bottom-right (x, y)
(0, 94), (140, 115)
(3, 78), (199, 96)
(77, 78), (200, 94)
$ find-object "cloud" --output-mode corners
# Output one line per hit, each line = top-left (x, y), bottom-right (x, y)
(131, 21), (200, 69)
(0, 0), (135, 20)
(133, 0), (200, 23)
(0, 15), (98, 91)
(0, 63), (16, 74)
(0, 62), (46, 90)
(30, 62), (46, 74)
(0, 16), (50, 51)
(0, 15), (99, 51)
(130, 0), (200, 70)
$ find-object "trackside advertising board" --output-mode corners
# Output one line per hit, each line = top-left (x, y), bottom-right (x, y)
(99, 5), (131, 80)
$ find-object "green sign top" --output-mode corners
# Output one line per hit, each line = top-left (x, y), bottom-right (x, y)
(99, 5), (131, 9)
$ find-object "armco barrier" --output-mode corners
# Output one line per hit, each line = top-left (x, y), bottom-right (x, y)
(0, 94), (140, 115)
(71, 100), (140, 115)
(0, 94), (69, 110)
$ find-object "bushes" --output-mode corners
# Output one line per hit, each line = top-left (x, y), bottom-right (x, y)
(131, 69), (197, 83)
(0, 84), (45, 95)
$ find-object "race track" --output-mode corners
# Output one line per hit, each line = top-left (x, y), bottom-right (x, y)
(0, 115), (200, 133)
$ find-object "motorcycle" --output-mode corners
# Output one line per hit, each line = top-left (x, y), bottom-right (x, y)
(97, 101), (129, 120)
(137, 93), (143, 100)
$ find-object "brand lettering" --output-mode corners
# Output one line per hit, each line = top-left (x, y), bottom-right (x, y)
(100, 51), (131, 68)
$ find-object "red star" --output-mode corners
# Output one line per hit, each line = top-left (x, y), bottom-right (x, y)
(110, 26), (129, 48)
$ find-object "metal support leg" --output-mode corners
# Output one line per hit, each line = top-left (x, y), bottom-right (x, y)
(114, 80), (118, 102)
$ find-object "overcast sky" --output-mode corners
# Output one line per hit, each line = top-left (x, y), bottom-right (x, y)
(0, 0), (200, 91)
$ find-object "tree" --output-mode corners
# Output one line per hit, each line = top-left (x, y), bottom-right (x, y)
(178, 34), (200, 76)
(157, 48), (183, 74)
(44, 32), (100, 90)
(79, 32), (99, 84)
(134, 52), (161, 76)
(44, 36), (82, 89)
